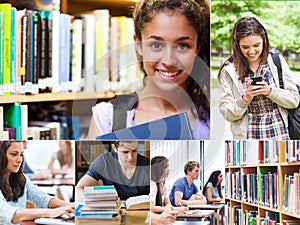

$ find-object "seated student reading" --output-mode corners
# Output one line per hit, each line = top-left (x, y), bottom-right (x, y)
(0, 141), (74, 225)
(150, 156), (188, 213)
(169, 161), (207, 206)
(76, 141), (150, 201)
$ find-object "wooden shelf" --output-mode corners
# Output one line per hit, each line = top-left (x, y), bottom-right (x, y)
(0, 91), (122, 104)
(62, 0), (137, 16)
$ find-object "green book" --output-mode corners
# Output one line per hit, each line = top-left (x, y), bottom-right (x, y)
(4, 102), (22, 140)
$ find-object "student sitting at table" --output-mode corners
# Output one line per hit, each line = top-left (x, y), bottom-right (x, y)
(0, 141), (74, 225)
(203, 170), (225, 225)
(150, 156), (188, 213)
(47, 140), (75, 177)
(202, 170), (224, 204)
(76, 141), (150, 201)
(169, 161), (207, 207)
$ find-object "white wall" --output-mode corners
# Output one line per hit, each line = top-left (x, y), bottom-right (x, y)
(24, 140), (75, 170)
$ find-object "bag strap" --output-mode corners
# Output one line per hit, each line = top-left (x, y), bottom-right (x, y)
(111, 92), (138, 131)
(271, 53), (284, 89)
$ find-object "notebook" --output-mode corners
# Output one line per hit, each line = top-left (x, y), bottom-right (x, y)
(97, 112), (193, 140)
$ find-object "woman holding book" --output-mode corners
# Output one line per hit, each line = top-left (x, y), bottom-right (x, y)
(150, 156), (188, 213)
(88, 0), (210, 140)
(0, 141), (74, 225)
(218, 16), (299, 139)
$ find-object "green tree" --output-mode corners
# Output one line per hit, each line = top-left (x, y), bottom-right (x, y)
(211, 1), (300, 58)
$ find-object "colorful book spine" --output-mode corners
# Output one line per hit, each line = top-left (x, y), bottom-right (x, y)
(10, 7), (16, 94)
(4, 102), (22, 140)
(0, 12), (4, 92)
(0, 3), (12, 96)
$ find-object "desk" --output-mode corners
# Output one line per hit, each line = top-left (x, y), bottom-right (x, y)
(187, 204), (225, 225)
(187, 204), (224, 213)
(177, 209), (214, 222)
(33, 177), (75, 186)
(76, 209), (149, 225)
(173, 221), (210, 225)
(21, 222), (35, 225)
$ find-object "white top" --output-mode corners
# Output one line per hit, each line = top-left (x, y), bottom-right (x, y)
(149, 180), (169, 206)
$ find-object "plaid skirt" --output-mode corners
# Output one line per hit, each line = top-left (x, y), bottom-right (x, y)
(246, 64), (289, 140)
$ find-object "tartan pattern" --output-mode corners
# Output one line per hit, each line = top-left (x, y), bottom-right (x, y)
(246, 63), (289, 139)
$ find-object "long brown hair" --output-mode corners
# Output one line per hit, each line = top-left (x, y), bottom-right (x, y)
(132, 0), (210, 122)
(218, 16), (270, 81)
(151, 156), (168, 206)
(57, 141), (73, 168)
(0, 141), (26, 202)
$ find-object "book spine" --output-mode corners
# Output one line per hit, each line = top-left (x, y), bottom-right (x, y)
(51, 10), (60, 92)
(0, 4), (12, 96)
(10, 7), (16, 95)
(0, 12), (3, 92)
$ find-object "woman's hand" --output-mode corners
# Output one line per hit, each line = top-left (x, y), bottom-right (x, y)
(47, 205), (74, 218)
(243, 80), (272, 103)
(173, 206), (189, 213)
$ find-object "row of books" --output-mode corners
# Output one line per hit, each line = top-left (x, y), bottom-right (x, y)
(0, 4), (142, 96)
(77, 143), (104, 166)
(0, 103), (80, 140)
(225, 140), (300, 167)
(282, 172), (300, 214)
(226, 169), (279, 209)
(230, 207), (281, 225)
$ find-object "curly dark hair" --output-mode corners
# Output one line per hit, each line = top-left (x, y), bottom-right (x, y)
(132, 0), (210, 122)
(0, 141), (26, 202)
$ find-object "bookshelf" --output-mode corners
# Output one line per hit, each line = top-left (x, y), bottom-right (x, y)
(75, 141), (150, 184)
(0, 0), (141, 139)
(225, 140), (300, 225)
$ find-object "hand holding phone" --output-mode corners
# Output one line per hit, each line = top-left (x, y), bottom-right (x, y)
(251, 76), (263, 85)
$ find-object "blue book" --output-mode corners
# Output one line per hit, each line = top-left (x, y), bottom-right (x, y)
(97, 112), (193, 140)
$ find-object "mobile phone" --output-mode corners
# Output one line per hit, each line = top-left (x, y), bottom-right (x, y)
(251, 76), (263, 85)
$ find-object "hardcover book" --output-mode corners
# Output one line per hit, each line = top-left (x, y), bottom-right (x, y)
(97, 112), (193, 140)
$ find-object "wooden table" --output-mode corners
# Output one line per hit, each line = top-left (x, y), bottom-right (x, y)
(177, 209), (215, 222)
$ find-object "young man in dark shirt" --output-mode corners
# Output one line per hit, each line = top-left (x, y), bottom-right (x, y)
(76, 141), (150, 201)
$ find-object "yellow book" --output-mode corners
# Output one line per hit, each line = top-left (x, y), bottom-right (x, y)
(0, 3), (11, 96)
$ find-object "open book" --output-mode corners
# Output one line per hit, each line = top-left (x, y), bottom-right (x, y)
(125, 195), (150, 210)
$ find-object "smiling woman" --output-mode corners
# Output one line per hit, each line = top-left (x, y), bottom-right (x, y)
(217, 16), (300, 140)
(0, 141), (74, 225)
(88, 0), (210, 140)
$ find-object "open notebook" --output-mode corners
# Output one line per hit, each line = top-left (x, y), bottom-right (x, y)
(34, 216), (74, 225)
(97, 112), (193, 140)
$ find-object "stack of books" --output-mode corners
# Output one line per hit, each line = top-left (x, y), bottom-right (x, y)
(76, 185), (120, 219)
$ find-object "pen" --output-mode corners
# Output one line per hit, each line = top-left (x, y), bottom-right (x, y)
(120, 212), (126, 224)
